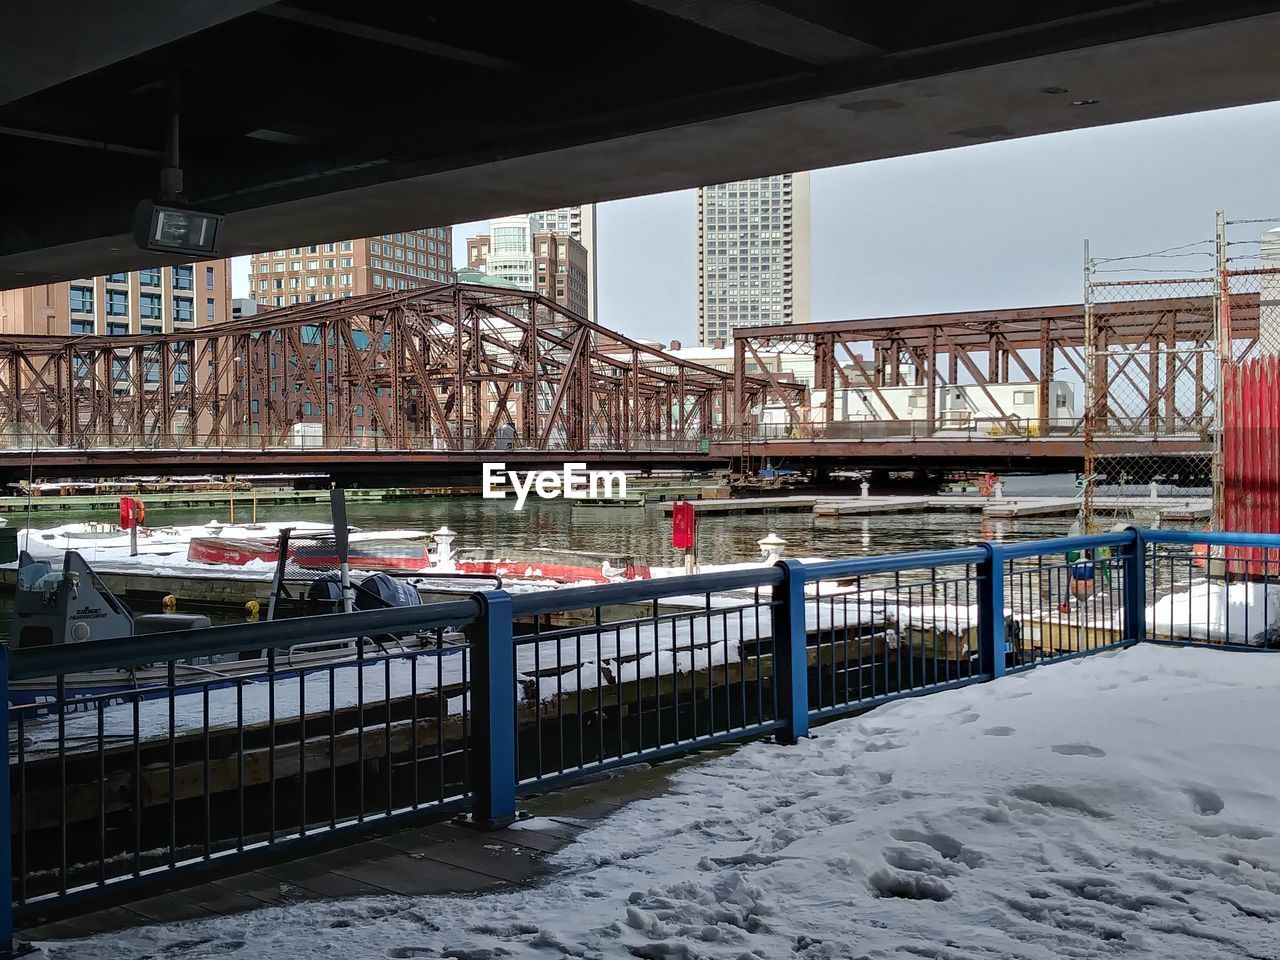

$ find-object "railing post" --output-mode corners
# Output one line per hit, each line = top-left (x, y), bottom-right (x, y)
(0, 645), (13, 959)
(468, 590), (517, 829)
(771, 559), (809, 743)
(977, 541), (1007, 679)
(1122, 527), (1147, 643)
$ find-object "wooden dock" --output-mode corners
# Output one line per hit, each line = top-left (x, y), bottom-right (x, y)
(812, 497), (931, 516)
(0, 487), (487, 515)
(659, 495), (822, 515)
(660, 493), (1212, 524)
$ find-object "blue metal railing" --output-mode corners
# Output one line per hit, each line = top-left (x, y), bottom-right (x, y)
(4, 526), (1280, 951)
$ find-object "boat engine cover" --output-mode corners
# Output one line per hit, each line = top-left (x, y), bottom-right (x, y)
(307, 573), (344, 615)
(356, 573), (422, 610)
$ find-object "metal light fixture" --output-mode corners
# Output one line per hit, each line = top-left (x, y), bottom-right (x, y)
(133, 79), (224, 257)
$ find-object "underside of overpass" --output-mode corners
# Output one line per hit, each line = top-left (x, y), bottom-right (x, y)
(5, 1), (1280, 288)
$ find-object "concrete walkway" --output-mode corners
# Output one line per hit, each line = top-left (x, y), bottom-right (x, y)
(18, 755), (717, 946)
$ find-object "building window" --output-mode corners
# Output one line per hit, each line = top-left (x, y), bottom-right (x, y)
(141, 323), (161, 335)
(273, 262), (285, 273)
(106, 321), (129, 336)
(106, 290), (129, 316)
(340, 274), (351, 285)
(205, 266), (215, 289)
(138, 269), (161, 287)
(290, 261), (301, 271)
(324, 243), (335, 253)
(258, 264), (269, 274)
(70, 286), (94, 313)
(140, 293), (162, 319)
(71, 319), (94, 335)
(174, 296), (194, 322)
(308, 245), (318, 254)
(307, 260), (319, 270)
(340, 257), (353, 268)
(106, 272), (128, 284)
(205, 298), (215, 322)
(305, 276), (317, 288)
(373, 274), (383, 287)
(323, 259), (334, 269)
(173, 266), (194, 290)
(341, 241), (352, 252)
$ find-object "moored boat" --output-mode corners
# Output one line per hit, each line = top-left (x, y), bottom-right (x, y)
(452, 547), (649, 583)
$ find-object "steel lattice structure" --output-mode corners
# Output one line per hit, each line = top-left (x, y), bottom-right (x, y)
(733, 295), (1261, 439)
(0, 284), (804, 453)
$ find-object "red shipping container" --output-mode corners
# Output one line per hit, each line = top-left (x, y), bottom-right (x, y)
(1222, 354), (1280, 576)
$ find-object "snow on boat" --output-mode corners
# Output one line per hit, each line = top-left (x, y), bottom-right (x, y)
(188, 535), (431, 571)
(452, 547), (650, 583)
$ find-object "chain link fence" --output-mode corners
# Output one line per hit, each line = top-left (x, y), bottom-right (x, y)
(1082, 242), (1218, 531)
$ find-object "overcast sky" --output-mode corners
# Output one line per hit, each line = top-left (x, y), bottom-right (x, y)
(235, 100), (1280, 344)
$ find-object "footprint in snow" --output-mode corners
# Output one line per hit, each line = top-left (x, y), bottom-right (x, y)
(1051, 743), (1107, 758)
(1184, 786), (1225, 816)
(983, 726), (1015, 737)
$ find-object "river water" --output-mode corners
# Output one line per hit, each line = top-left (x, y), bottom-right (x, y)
(0, 476), (1090, 640)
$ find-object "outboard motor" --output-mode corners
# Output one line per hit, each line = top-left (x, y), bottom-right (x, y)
(355, 573), (422, 646)
(355, 572), (422, 611)
(306, 573), (345, 616)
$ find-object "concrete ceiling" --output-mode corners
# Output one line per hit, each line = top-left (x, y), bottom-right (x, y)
(3, 0), (1280, 289)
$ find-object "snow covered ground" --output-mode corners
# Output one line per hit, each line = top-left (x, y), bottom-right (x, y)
(35, 644), (1280, 960)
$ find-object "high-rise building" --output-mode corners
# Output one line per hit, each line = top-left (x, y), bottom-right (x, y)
(0, 261), (231, 336)
(529, 204), (598, 321)
(466, 215), (590, 318)
(247, 227), (453, 308)
(697, 172), (811, 345)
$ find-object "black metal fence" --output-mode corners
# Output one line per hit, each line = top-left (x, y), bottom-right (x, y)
(4, 527), (1279, 952)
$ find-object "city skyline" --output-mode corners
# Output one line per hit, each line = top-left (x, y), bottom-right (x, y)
(229, 100), (1280, 346)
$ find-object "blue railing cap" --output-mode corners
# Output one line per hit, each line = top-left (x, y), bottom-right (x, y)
(801, 545), (988, 580)
(510, 565), (784, 617)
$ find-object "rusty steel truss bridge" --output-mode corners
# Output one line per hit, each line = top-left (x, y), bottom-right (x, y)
(718, 290), (1261, 478)
(0, 283), (804, 481)
(0, 284), (1258, 482)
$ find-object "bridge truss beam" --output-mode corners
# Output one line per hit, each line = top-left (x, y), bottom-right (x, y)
(733, 294), (1260, 439)
(0, 284), (805, 455)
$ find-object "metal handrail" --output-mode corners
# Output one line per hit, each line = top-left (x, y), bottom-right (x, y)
(7, 597), (481, 681)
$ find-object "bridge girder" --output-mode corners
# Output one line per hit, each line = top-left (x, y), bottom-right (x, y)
(0, 283), (804, 457)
